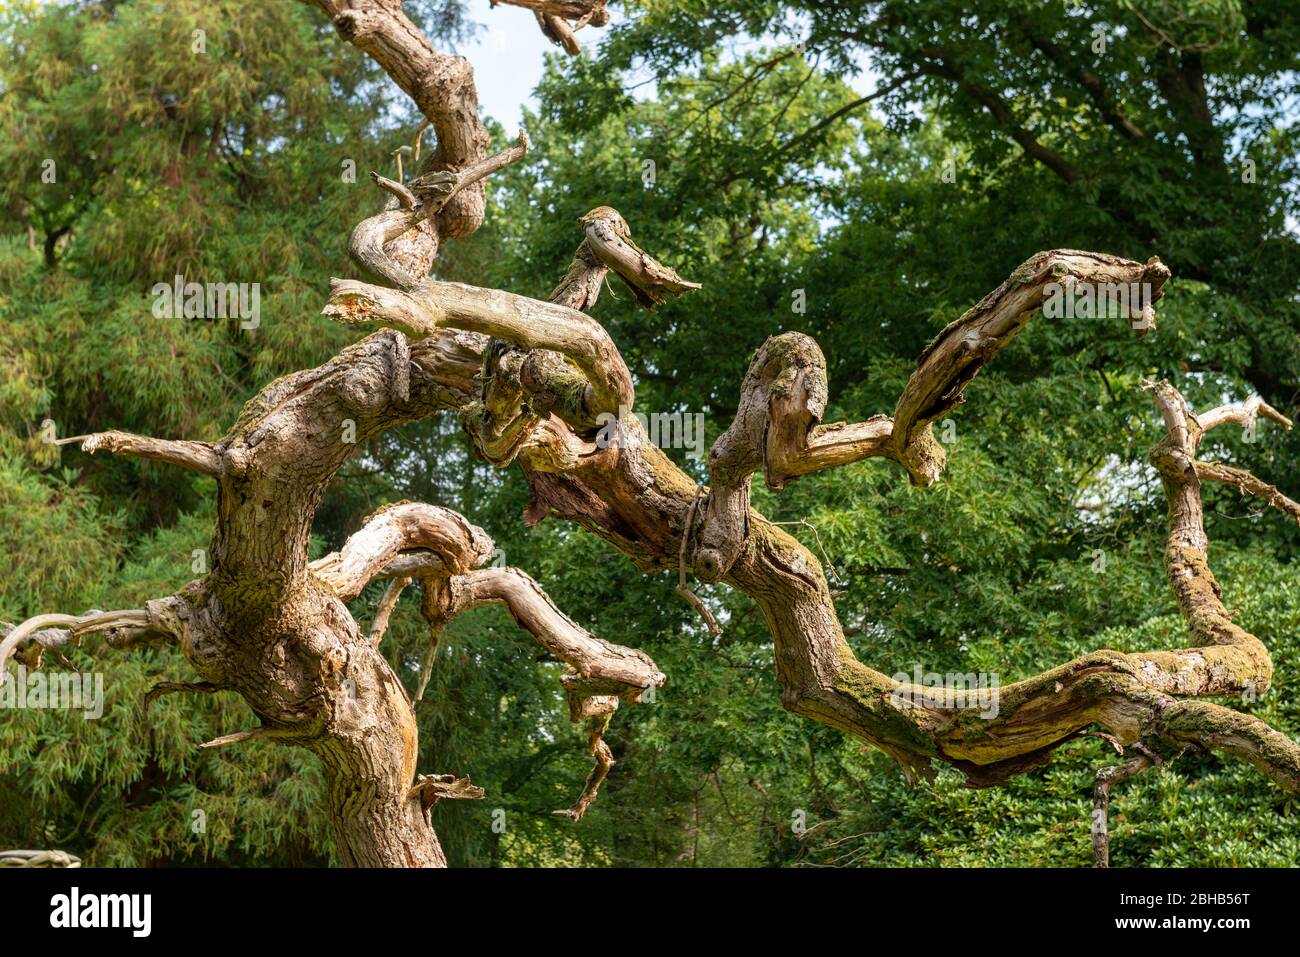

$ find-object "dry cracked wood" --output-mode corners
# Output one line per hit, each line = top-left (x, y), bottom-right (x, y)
(5, 2), (1298, 868)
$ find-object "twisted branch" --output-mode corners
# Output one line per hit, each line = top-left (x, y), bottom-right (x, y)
(1, 605), (182, 685)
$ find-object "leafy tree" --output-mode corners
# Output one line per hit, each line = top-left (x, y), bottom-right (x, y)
(1, 0), (1297, 869)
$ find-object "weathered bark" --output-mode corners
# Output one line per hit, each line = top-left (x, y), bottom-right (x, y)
(5, 3), (1299, 869)
(304, 0), (491, 240)
(326, 276), (636, 418)
(10, 239), (1298, 864)
(326, 241), (1298, 802)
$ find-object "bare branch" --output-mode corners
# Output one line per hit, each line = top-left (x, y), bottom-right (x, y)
(1198, 395), (1292, 434)
(417, 128), (530, 205)
(553, 716), (615, 821)
(493, 0), (610, 55)
(372, 550), (447, 579)
(677, 483), (721, 634)
(536, 11), (580, 55)
(459, 205), (701, 463)
(311, 502), (494, 601)
(1092, 744), (1161, 867)
(347, 203), (439, 291)
(369, 575), (411, 647)
(342, 503), (666, 821)
(892, 251), (1170, 486)
(548, 240), (609, 312)
(580, 207), (701, 309)
(0, 850), (81, 868)
(1195, 461), (1300, 523)
(1164, 700), (1300, 791)
(410, 773), (485, 817)
(695, 252), (1173, 581)
(370, 170), (417, 209)
(449, 566), (665, 696)
(312, 497), (665, 829)
(199, 726), (295, 750)
(693, 333), (896, 581)
(304, 0), (491, 239)
(59, 430), (221, 477)
(324, 276), (635, 417)
(0, 606), (177, 684)
(143, 680), (221, 717)
(349, 132), (531, 289)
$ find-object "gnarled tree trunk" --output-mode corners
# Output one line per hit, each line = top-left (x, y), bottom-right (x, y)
(2, 1), (1298, 868)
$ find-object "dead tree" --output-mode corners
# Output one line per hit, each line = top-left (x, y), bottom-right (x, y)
(2, 1), (1297, 867)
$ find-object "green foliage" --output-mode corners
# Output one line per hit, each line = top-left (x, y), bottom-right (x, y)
(0, 0), (1296, 867)
(0, 0), (396, 866)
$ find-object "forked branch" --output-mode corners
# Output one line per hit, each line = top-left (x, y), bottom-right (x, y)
(11, 0), (1291, 869)
(316, 499), (665, 820)
(692, 251), (1173, 581)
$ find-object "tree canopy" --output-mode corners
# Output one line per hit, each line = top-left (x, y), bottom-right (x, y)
(0, 0), (1297, 867)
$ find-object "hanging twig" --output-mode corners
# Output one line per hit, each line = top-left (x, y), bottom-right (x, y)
(677, 483), (722, 636)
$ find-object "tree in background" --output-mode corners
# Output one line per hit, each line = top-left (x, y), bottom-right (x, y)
(1, 0), (1298, 867)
